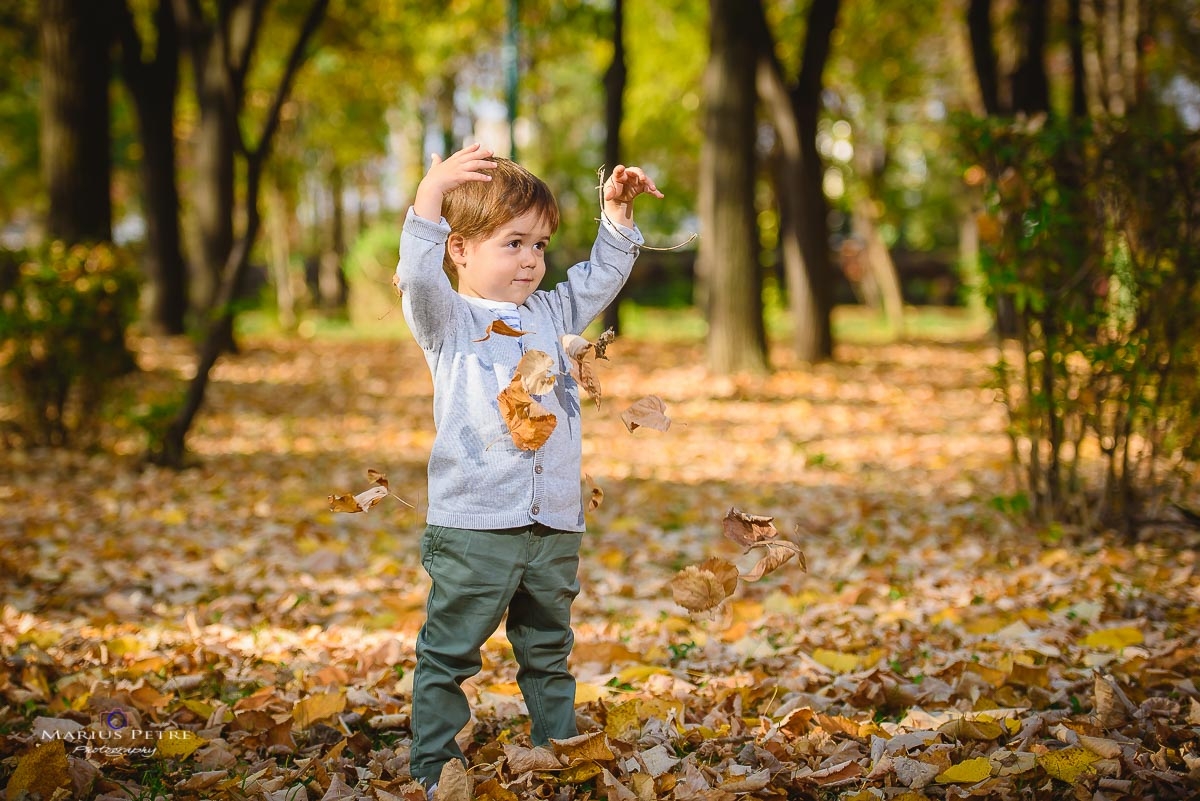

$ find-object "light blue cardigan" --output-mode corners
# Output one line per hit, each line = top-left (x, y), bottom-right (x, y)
(395, 208), (643, 532)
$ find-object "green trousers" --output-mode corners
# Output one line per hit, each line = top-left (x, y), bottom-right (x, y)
(409, 523), (583, 787)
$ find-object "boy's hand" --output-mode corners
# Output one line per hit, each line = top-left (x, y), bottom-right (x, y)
(413, 143), (497, 222)
(603, 165), (664, 228)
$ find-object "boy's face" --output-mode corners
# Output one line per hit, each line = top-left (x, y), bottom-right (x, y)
(450, 209), (551, 305)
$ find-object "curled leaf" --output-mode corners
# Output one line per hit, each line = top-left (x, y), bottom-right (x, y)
(593, 326), (616, 360)
(620, 395), (670, 432)
(740, 540), (805, 582)
(474, 319), (528, 342)
(497, 374), (558, 451)
(561, 334), (602, 408)
(670, 557), (738, 612)
(328, 485), (389, 513)
(516, 350), (557, 395)
(722, 507), (778, 546)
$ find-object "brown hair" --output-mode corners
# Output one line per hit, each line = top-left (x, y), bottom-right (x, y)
(441, 157), (560, 275)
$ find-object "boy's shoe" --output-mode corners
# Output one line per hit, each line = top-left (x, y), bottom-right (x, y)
(425, 782), (438, 801)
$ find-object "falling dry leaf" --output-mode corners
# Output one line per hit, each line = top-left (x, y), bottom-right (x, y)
(329, 469), (414, 512)
(515, 349), (557, 395)
(328, 485), (388, 513)
(670, 557), (739, 612)
(584, 473), (603, 511)
(722, 507), (778, 546)
(497, 374), (558, 451)
(593, 326), (616, 360)
(740, 540), (804, 581)
(721, 508), (806, 582)
(620, 395), (670, 432)
(474, 319), (528, 342)
(561, 334), (602, 408)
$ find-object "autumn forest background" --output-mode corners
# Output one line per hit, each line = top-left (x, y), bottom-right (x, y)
(2, 0), (1200, 799)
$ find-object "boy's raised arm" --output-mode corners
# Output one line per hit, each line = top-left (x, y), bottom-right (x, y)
(412, 143), (497, 222)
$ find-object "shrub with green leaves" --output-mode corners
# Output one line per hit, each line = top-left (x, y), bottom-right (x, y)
(959, 116), (1200, 532)
(0, 241), (140, 445)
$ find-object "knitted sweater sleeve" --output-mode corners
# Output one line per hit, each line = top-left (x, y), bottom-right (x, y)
(546, 220), (644, 335)
(395, 208), (458, 351)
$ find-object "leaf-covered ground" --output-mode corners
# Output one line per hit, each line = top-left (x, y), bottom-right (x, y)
(2, 333), (1199, 800)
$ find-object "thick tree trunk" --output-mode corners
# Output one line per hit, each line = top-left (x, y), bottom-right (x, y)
(601, 0), (626, 335)
(156, 0), (329, 467)
(700, 0), (766, 375)
(750, 0), (839, 363)
(39, 0), (113, 242)
(117, 0), (188, 334)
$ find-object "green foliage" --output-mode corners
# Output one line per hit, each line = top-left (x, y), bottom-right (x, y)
(959, 114), (1200, 532)
(0, 242), (140, 445)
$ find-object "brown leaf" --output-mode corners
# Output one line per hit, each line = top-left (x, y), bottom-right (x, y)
(670, 558), (738, 612)
(722, 507), (778, 547)
(516, 349), (557, 395)
(292, 690), (346, 729)
(367, 468), (389, 489)
(474, 319), (528, 342)
(585, 474), (604, 511)
(740, 540), (805, 582)
(327, 485), (388, 513)
(593, 326), (616, 360)
(497, 374), (558, 451)
(620, 395), (671, 432)
(433, 758), (472, 801)
(562, 334), (602, 408)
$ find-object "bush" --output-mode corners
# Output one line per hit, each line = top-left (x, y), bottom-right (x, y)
(0, 241), (140, 446)
(960, 115), (1200, 533)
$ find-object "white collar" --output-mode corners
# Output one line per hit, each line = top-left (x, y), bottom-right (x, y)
(459, 294), (519, 313)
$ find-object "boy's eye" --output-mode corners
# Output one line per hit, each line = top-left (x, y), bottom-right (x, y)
(534, 242), (546, 251)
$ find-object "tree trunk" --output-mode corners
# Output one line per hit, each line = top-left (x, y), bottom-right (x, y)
(789, 0), (840, 362)
(967, 0), (1002, 114)
(117, 0), (188, 335)
(266, 181), (296, 329)
(39, 0), (113, 242)
(156, 0), (329, 467)
(700, 0), (766, 375)
(190, 40), (237, 315)
(601, 0), (626, 335)
(750, 0), (839, 363)
(852, 196), (904, 339)
(318, 163), (348, 310)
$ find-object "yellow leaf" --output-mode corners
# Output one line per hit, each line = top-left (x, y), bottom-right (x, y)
(574, 682), (614, 704)
(811, 648), (860, 673)
(558, 761), (604, 784)
(106, 634), (146, 657)
(181, 699), (216, 719)
(293, 690), (346, 729)
(935, 756), (993, 783)
(604, 699), (641, 740)
(552, 730), (615, 763)
(17, 629), (61, 649)
(1037, 746), (1102, 783)
(156, 730), (206, 760)
(5, 740), (70, 798)
(615, 664), (671, 685)
(1081, 626), (1143, 650)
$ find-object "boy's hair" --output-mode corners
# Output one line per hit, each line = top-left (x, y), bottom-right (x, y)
(441, 157), (560, 276)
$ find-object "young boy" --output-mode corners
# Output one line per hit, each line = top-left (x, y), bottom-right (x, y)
(395, 143), (662, 792)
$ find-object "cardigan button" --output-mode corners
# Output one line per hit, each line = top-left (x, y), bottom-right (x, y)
(531, 504), (541, 515)
(534, 465), (543, 474)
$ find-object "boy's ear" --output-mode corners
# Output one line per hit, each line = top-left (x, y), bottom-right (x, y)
(447, 233), (468, 268)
